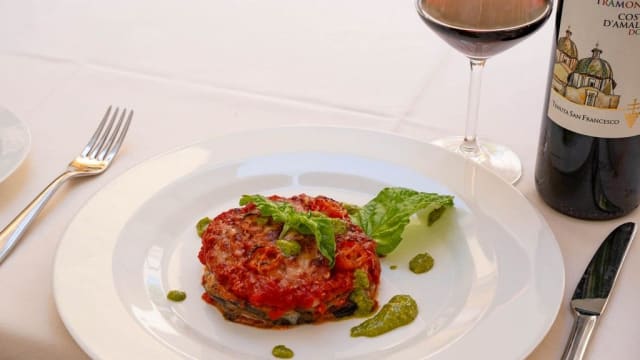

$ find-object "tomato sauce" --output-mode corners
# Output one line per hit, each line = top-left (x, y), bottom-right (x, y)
(198, 194), (381, 325)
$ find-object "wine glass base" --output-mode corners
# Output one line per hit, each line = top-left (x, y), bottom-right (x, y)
(431, 136), (522, 184)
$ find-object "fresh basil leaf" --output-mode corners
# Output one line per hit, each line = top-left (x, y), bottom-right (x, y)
(299, 215), (336, 267)
(341, 202), (362, 216)
(239, 188), (453, 265)
(350, 187), (454, 255)
(239, 195), (292, 223)
(239, 195), (337, 267)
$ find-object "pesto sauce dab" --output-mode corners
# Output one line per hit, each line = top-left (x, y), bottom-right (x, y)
(275, 239), (301, 256)
(349, 269), (375, 317)
(166, 290), (187, 302)
(350, 295), (418, 337)
(409, 252), (435, 274)
(272, 345), (294, 358)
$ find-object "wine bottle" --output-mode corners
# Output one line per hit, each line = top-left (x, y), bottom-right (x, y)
(535, 0), (640, 220)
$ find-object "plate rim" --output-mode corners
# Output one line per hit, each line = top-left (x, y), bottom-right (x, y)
(0, 107), (31, 183)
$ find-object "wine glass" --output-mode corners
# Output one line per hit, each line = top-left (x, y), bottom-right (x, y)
(416, 0), (553, 184)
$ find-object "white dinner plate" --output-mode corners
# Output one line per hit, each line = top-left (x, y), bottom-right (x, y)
(54, 126), (564, 360)
(0, 107), (30, 183)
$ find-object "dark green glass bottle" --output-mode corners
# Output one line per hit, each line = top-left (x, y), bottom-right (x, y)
(535, 0), (640, 219)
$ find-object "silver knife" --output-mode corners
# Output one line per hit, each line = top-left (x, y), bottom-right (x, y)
(561, 222), (637, 360)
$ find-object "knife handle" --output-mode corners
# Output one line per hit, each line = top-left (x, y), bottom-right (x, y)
(561, 311), (598, 360)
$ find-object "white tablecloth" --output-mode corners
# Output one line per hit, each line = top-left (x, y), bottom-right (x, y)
(1, 1), (638, 359)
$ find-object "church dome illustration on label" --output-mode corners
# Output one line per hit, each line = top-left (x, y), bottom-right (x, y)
(557, 27), (578, 67)
(572, 46), (613, 80)
(551, 27), (579, 95)
(552, 30), (620, 110)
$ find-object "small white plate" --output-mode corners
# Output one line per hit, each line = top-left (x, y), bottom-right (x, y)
(54, 126), (564, 360)
(0, 107), (30, 183)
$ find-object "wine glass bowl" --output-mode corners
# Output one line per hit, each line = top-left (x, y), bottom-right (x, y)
(416, 0), (553, 184)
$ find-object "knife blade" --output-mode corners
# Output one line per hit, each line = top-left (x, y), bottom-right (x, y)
(561, 222), (637, 360)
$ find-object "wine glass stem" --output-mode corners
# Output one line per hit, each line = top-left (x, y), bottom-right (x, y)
(461, 58), (487, 155)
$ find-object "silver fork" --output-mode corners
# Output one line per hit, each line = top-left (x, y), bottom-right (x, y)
(0, 106), (133, 265)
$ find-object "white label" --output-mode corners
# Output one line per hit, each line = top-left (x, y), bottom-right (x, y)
(547, 0), (640, 138)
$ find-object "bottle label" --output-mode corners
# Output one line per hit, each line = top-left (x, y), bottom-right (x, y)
(547, 0), (640, 138)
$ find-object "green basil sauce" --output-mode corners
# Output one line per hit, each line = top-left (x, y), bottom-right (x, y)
(350, 295), (418, 337)
(349, 269), (374, 316)
(166, 290), (187, 302)
(409, 252), (434, 274)
(196, 217), (211, 237)
(272, 345), (294, 358)
(275, 239), (301, 256)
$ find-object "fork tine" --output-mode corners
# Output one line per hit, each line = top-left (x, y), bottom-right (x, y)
(97, 109), (125, 161)
(104, 109), (132, 162)
(89, 107), (118, 159)
(81, 106), (112, 157)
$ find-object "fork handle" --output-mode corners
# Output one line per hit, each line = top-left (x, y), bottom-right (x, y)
(0, 171), (77, 265)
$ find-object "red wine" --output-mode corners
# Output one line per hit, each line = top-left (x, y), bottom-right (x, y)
(417, 0), (552, 58)
(535, 0), (640, 219)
